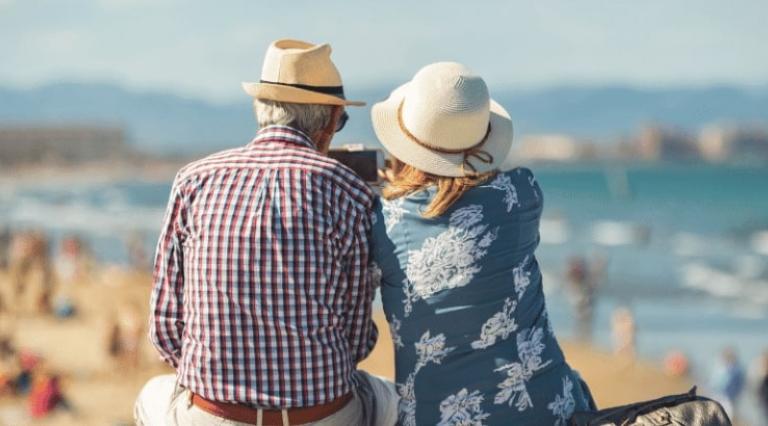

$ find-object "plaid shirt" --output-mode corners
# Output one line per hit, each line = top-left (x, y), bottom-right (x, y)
(149, 125), (378, 408)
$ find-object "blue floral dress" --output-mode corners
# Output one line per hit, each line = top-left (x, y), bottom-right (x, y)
(371, 168), (594, 426)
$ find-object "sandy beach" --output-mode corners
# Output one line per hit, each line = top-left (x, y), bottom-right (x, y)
(0, 268), (694, 425)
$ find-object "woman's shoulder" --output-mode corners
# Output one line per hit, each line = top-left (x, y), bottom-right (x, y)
(493, 167), (539, 187)
(372, 194), (415, 229)
(471, 167), (543, 211)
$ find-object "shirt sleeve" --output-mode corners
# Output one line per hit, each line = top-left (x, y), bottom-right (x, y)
(148, 173), (188, 368)
(341, 205), (379, 364)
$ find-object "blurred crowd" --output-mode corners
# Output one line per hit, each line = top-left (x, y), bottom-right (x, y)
(564, 253), (768, 423)
(0, 339), (69, 419)
(0, 226), (151, 421)
(1, 229), (767, 423)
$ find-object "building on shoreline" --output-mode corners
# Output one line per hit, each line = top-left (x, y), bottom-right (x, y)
(633, 126), (700, 161)
(699, 126), (768, 163)
(508, 125), (768, 164)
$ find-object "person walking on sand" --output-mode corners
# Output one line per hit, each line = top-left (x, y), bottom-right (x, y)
(710, 347), (745, 420)
(134, 39), (397, 426)
(369, 62), (595, 425)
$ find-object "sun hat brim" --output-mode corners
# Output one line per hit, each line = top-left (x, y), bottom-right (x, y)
(242, 82), (365, 107)
(371, 83), (513, 177)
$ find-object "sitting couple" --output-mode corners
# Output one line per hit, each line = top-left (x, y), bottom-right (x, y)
(134, 39), (594, 426)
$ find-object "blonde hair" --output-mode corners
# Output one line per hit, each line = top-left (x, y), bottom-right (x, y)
(254, 99), (333, 135)
(382, 158), (496, 218)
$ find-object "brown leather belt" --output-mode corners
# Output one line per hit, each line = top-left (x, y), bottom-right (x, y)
(190, 392), (353, 425)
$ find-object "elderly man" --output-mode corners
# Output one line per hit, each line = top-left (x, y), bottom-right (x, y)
(134, 39), (397, 426)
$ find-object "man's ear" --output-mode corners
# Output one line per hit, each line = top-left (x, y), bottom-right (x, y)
(329, 106), (343, 131)
(315, 106), (342, 154)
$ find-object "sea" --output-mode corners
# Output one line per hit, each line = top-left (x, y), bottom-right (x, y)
(1, 163), (767, 422)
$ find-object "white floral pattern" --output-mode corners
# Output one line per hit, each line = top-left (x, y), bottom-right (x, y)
(488, 173), (519, 212)
(398, 331), (456, 426)
(414, 330), (454, 366)
(528, 174), (540, 200)
(369, 261), (383, 289)
(398, 377), (418, 426)
(378, 169), (585, 424)
(493, 327), (552, 411)
(438, 388), (490, 426)
(389, 315), (404, 349)
(402, 277), (417, 317)
(548, 376), (576, 426)
(471, 297), (518, 349)
(513, 255), (532, 300)
(402, 205), (498, 316)
(382, 197), (407, 232)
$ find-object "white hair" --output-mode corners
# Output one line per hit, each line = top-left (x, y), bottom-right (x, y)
(254, 100), (334, 136)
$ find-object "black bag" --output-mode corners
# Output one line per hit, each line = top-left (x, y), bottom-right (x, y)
(568, 387), (732, 426)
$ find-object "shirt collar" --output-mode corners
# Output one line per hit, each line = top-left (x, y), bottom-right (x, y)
(248, 125), (316, 150)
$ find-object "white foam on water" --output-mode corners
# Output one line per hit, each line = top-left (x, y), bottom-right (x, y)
(751, 230), (768, 256)
(4, 194), (164, 236)
(591, 220), (649, 247)
(679, 261), (768, 306)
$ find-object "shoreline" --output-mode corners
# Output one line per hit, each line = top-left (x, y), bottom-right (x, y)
(0, 161), (183, 188)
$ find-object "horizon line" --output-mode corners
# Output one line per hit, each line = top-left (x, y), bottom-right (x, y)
(2, 78), (767, 105)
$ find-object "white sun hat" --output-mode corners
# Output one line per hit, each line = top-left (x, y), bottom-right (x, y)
(371, 62), (513, 177)
(242, 39), (365, 107)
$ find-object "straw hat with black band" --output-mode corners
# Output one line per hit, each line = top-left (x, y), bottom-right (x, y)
(371, 62), (513, 177)
(242, 39), (365, 107)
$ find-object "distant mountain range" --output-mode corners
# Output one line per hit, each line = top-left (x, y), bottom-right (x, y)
(1, 82), (767, 154)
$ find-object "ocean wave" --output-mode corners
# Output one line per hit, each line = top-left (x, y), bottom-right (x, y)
(2, 195), (164, 235)
(591, 220), (651, 247)
(679, 261), (768, 306)
(751, 230), (768, 256)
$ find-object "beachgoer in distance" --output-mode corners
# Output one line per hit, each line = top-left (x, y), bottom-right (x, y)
(0, 226), (10, 270)
(106, 302), (143, 368)
(710, 346), (745, 420)
(369, 62), (595, 425)
(565, 255), (601, 341)
(28, 371), (69, 419)
(611, 306), (636, 358)
(7, 230), (52, 314)
(134, 39), (397, 426)
(756, 351), (768, 423)
(663, 350), (690, 378)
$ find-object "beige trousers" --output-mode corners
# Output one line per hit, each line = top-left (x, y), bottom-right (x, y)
(134, 372), (398, 426)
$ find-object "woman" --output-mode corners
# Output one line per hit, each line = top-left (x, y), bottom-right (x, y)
(369, 62), (594, 425)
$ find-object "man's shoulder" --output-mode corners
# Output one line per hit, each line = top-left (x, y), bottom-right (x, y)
(173, 146), (247, 184)
(172, 145), (374, 210)
(304, 152), (375, 211)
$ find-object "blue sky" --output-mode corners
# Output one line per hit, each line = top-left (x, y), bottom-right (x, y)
(2, 0), (767, 101)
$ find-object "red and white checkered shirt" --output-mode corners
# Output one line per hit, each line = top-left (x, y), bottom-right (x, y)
(149, 125), (378, 408)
